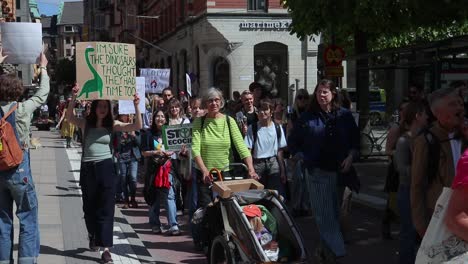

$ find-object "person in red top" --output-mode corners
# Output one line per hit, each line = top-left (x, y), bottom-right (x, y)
(446, 121), (468, 240)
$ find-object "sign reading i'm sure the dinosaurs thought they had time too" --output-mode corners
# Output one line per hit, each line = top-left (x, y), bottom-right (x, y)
(76, 42), (136, 100)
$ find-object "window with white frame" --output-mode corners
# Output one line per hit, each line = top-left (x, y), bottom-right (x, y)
(65, 37), (71, 44)
(64, 26), (73, 32)
(66, 49), (71, 57)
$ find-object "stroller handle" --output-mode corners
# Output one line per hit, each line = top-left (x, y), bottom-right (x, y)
(209, 168), (223, 182)
(208, 163), (249, 183)
(220, 163), (248, 173)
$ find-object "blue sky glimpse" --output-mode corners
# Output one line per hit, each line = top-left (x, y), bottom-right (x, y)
(37, 0), (79, 16)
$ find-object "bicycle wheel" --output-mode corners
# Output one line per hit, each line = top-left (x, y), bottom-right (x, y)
(360, 133), (374, 158)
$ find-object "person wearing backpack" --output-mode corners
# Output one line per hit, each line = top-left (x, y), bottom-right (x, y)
(244, 99), (287, 194)
(191, 88), (258, 250)
(394, 101), (428, 264)
(66, 85), (142, 264)
(0, 52), (48, 264)
(411, 87), (468, 240)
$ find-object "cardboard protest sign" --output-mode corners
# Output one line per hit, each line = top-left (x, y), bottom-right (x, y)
(76, 42), (136, 100)
(1, 23), (42, 64)
(162, 124), (192, 151)
(140, 68), (170, 94)
(118, 77), (145, 114)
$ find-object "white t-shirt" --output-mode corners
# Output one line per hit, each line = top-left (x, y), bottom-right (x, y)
(244, 122), (287, 159)
(449, 132), (462, 171)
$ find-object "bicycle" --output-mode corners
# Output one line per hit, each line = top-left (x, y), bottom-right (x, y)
(360, 126), (389, 158)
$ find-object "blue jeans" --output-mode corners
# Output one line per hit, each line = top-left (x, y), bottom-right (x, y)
(189, 166), (199, 242)
(397, 185), (416, 264)
(119, 159), (138, 200)
(0, 151), (40, 264)
(305, 168), (345, 257)
(149, 174), (178, 229)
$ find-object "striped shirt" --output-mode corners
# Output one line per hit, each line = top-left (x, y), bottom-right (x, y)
(191, 115), (250, 171)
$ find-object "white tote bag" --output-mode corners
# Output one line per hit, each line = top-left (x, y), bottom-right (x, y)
(416, 187), (468, 264)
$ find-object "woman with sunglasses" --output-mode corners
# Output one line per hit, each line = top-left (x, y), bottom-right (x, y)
(289, 79), (359, 263)
(287, 88), (311, 217)
(286, 89), (310, 135)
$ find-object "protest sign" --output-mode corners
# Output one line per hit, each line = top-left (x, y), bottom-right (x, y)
(162, 124), (192, 151)
(1, 23), (42, 64)
(118, 77), (145, 114)
(140, 68), (170, 94)
(185, 73), (192, 97)
(76, 42), (136, 100)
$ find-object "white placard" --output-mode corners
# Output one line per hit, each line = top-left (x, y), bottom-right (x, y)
(118, 77), (145, 114)
(1, 23), (42, 64)
(186, 73), (192, 97)
(140, 68), (171, 94)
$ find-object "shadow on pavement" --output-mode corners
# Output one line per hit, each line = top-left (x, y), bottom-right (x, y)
(40, 245), (98, 262)
(45, 194), (82, 198)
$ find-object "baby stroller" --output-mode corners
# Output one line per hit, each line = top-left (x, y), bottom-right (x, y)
(194, 164), (309, 264)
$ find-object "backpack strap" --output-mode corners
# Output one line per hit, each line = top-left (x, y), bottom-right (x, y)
(423, 129), (441, 184)
(1, 103), (18, 122)
(200, 115), (206, 129)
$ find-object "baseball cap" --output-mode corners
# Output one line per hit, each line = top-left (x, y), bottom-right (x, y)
(243, 204), (262, 218)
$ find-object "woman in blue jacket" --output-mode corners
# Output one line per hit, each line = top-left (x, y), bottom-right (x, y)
(288, 79), (359, 263)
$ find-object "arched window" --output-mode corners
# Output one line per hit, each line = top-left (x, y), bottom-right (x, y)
(212, 57), (230, 97)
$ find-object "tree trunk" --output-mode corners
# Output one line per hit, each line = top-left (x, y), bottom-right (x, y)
(355, 30), (369, 132)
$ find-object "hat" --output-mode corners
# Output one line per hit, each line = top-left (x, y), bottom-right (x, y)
(243, 204), (262, 218)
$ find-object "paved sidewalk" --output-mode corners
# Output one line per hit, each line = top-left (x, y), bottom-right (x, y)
(8, 129), (398, 263)
(10, 129), (153, 264)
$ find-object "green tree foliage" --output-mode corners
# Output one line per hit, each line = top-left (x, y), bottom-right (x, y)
(282, 0), (468, 51)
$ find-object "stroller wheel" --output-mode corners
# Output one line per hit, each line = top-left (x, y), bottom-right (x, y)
(209, 235), (236, 264)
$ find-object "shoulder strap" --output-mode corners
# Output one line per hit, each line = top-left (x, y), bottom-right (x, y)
(200, 115), (206, 129)
(423, 129), (441, 184)
(252, 121), (258, 153)
(180, 118), (185, 125)
(274, 122), (281, 145)
(1, 103), (18, 121)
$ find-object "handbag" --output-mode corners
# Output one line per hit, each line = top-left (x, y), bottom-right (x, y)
(415, 187), (468, 263)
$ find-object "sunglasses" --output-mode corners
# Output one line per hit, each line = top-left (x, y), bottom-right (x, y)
(296, 95), (307, 100)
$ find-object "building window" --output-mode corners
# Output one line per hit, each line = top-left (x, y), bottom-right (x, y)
(16, 17), (21, 22)
(65, 37), (71, 44)
(64, 26), (73, 32)
(248, 0), (267, 11)
(66, 49), (71, 57)
(16, 0), (20, 9)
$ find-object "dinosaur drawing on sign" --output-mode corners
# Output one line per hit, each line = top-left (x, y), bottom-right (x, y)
(78, 46), (103, 98)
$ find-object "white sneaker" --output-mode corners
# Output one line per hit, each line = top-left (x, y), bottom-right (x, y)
(168, 225), (181, 236)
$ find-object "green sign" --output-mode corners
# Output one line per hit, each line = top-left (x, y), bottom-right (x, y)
(162, 124), (193, 151)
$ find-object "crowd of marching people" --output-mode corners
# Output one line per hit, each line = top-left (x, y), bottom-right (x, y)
(47, 79), (360, 263)
(4, 47), (468, 263)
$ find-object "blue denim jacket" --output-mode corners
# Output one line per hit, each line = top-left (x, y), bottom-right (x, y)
(114, 131), (142, 161)
(288, 107), (359, 170)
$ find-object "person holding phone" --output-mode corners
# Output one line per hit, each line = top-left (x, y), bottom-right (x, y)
(141, 110), (181, 236)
